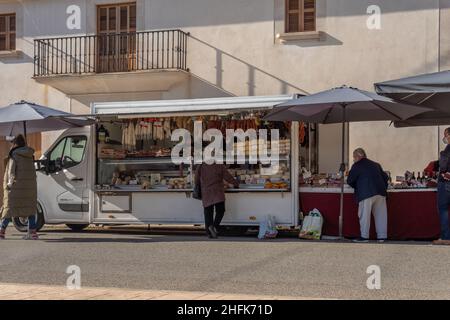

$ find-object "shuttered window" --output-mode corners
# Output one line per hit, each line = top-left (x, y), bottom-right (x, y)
(97, 2), (136, 35)
(97, 2), (137, 72)
(0, 13), (16, 51)
(285, 0), (316, 33)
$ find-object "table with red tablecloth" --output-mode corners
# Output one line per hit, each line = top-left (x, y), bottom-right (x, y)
(299, 187), (441, 240)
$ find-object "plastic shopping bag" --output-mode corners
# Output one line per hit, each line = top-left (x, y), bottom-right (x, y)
(258, 215), (278, 239)
(299, 208), (323, 240)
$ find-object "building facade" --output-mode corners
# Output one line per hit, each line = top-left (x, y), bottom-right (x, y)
(0, 0), (449, 178)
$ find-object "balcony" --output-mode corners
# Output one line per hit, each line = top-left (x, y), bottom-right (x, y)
(33, 29), (190, 96)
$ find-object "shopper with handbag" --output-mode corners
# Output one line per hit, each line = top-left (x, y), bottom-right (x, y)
(195, 163), (238, 238)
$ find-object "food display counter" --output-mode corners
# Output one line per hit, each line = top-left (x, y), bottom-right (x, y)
(299, 187), (440, 240)
(91, 96), (300, 226)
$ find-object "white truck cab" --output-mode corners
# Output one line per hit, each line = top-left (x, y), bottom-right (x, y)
(32, 127), (92, 231)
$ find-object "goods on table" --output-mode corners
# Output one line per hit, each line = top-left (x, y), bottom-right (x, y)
(126, 147), (171, 158)
(300, 172), (343, 188)
(233, 139), (291, 157)
(99, 146), (171, 159)
(300, 168), (436, 190)
(109, 170), (191, 190)
(264, 181), (289, 189)
(98, 145), (126, 159)
(274, 139), (291, 156)
(228, 167), (290, 190)
(391, 170), (434, 189)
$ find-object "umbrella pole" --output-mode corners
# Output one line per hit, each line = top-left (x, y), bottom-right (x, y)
(23, 121), (27, 142)
(339, 106), (346, 239)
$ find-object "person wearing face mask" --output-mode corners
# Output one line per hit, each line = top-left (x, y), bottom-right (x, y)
(433, 127), (450, 245)
(347, 148), (389, 243)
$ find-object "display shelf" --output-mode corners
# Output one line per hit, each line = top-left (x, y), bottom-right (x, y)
(99, 156), (289, 165)
(95, 187), (194, 193)
(226, 188), (290, 193)
(99, 157), (188, 165)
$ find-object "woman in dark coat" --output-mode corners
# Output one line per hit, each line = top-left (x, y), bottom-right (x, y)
(195, 163), (238, 238)
(0, 135), (39, 240)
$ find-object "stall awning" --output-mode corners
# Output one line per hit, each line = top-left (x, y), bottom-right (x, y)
(375, 70), (450, 127)
(93, 95), (295, 117)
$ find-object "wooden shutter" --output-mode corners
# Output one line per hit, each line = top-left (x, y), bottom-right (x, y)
(0, 13), (16, 51)
(303, 0), (316, 31)
(96, 2), (137, 72)
(285, 0), (316, 33)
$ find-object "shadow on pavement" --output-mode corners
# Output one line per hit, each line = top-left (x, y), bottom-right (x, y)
(23, 226), (435, 245)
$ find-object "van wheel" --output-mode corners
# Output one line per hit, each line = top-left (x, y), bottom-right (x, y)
(13, 204), (45, 233)
(66, 224), (90, 232)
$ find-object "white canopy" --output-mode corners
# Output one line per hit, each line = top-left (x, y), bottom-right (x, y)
(92, 95), (295, 117)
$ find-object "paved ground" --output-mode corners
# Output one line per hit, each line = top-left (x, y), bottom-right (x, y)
(0, 283), (309, 300)
(0, 225), (450, 300)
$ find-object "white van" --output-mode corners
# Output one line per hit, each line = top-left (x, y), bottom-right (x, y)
(13, 96), (301, 232)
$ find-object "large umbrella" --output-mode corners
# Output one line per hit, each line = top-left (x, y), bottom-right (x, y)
(0, 101), (94, 138)
(375, 70), (450, 127)
(264, 86), (432, 238)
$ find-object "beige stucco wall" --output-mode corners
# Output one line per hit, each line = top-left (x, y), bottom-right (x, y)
(0, 0), (447, 176)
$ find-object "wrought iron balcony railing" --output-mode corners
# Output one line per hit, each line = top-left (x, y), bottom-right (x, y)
(34, 29), (189, 77)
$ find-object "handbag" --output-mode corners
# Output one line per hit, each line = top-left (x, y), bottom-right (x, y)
(193, 165), (202, 200)
(193, 182), (202, 200)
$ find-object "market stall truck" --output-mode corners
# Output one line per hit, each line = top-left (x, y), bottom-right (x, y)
(13, 96), (300, 233)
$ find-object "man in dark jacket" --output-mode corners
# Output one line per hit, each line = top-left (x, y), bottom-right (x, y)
(434, 127), (450, 245)
(347, 148), (389, 243)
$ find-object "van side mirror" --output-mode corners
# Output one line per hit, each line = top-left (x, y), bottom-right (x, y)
(36, 158), (49, 175)
(55, 158), (63, 171)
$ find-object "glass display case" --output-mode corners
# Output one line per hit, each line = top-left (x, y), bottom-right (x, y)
(95, 111), (292, 193)
(97, 157), (193, 192)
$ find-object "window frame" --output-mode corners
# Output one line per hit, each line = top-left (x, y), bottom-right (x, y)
(47, 135), (88, 172)
(97, 2), (136, 35)
(0, 13), (16, 51)
(285, 0), (316, 33)
(96, 2), (137, 72)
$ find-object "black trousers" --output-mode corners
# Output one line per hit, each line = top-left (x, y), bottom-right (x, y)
(204, 202), (225, 234)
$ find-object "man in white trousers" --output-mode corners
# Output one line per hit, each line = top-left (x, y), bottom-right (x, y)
(347, 148), (389, 243)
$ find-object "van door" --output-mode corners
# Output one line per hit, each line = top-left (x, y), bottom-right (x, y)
(38, 134), (89, 222)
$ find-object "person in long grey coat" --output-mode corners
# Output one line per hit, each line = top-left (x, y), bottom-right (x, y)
(195, 163), (238, 238)
(0, 135), (39, 240)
